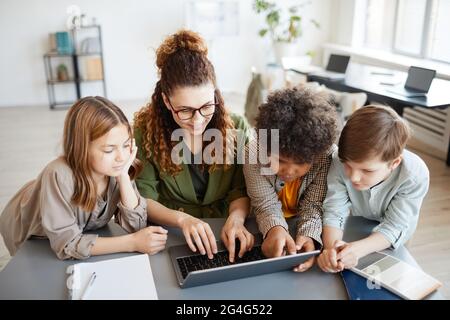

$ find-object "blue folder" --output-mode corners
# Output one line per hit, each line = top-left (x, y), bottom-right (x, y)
(341, 269), (402, 300)
(56, 32), (73, 55)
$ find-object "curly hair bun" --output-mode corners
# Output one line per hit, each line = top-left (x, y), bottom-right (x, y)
(156, 30), (208, 69)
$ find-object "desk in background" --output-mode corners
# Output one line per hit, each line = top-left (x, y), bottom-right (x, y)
(0, 217), (443, 299)
(291, 63), (450, 165)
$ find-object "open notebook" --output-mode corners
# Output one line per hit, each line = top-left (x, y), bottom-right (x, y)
(66, 254), (158, 300)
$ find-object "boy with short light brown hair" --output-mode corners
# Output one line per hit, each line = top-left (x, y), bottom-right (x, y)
(318, 105), (429, 273)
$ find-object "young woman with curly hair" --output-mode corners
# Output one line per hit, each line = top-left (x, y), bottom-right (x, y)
(134, 30), (254, 262)
(243, 87), (338, 272)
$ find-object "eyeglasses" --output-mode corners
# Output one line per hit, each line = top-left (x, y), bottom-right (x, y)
(167, 97), (218, 121)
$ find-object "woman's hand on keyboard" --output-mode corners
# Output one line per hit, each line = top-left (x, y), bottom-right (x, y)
(221, 215), (255, 263)
(178, 213), (218, 259)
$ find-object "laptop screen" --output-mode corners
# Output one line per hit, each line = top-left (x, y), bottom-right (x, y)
(404, 66), (436, 92)
(326, 54), (350, 73)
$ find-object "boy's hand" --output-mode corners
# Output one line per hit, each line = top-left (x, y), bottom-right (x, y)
(317, 249), (344, 273)
(293, 235), (316, 272)
(336, 241), (361, 269)
(317, 240), (345, 273)
(262, 226), (297, 258)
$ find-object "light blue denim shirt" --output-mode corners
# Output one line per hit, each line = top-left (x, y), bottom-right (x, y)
(323, 149), (430, 249)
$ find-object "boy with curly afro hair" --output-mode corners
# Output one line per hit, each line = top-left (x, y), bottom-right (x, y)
(243, 87), (338, 272)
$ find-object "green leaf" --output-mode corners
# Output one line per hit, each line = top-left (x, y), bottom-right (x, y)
(253, 0), (317, 42)
(287, 16), (302, 41)
(258, 29), (268, 37)
(266, 10), (280, 28)
(253, 0), (276, 13)
(253, 0), (269, 13)
(289, 24), (302, 40)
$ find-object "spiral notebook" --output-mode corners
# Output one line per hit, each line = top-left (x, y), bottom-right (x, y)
(66, 254), (158, 300)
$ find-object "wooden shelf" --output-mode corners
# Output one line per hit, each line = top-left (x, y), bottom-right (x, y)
(49, 101), (75, 110)
(47, 80), (72, 84)
(76, 52), (102, 56)
(44, 52), (102, 57)
(44, 25), (106, 109)
(44, 52), (72, 57)
(47, 78), (104, 84)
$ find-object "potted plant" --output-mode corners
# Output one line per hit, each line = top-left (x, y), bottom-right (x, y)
(253, 0), (320, 64)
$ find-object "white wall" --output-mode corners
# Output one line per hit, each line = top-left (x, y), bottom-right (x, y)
(0, 0), (332, 107)
(329, 0), (356, 45)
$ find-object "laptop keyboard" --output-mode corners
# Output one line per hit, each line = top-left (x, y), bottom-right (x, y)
(176, 245), (266, 279)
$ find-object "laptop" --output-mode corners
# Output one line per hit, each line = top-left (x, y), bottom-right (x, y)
(311, 54), (351, 80)
(387, 66), (436, 98)
(169, 236), (320, 288)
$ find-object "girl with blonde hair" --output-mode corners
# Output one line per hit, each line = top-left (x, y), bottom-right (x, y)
(0, 96), (167, 260)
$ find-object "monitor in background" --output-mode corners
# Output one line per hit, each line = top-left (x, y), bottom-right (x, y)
(404, 66), (436, 93)
(326, 54), (351, 73)
(387, 66), (436, 98)
(310, 54), (351, 80)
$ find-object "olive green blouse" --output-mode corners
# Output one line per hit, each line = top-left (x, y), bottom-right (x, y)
(134, 113), (250, 218)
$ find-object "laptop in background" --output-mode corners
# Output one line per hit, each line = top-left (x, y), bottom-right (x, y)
(311, 54), (351, 80)
(169, 236), (320, 288)
(387, 66), (436, 98)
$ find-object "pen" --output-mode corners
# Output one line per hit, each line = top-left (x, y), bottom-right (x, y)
(371, 71), (394, 76)
(379, 82), (397, 86)
(80, 272), (97, 300)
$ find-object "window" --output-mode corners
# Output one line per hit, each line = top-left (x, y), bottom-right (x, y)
(429, 0), (450, 63)
(393, 0), (427, 56)
(363, 0), (450, 63)
(364, 0), (396, 51)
